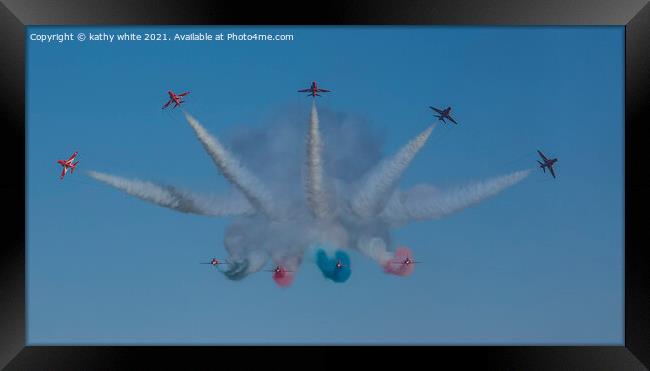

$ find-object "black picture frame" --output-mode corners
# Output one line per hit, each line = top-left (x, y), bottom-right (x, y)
(1, 0), (648, 369)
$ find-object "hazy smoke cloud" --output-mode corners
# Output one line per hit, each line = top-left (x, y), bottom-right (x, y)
(90, 105), (527, 285)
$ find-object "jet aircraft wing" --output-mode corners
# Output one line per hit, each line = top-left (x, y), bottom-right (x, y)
(537, 150), (548, 161)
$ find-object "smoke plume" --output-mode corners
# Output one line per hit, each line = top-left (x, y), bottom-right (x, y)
(89, 104), (528, 285)
(351, 125), (434, 219)
(183, 112), (276, 218)
(315, 248), (352, 283)
(306, 101), (330, 219)
(384, 246), (416, 276)
(87, 170), (252, 216)
(380, 170), (531, 224)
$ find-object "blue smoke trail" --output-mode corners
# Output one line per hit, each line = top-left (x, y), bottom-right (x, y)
(222, 259), (250, 281)
(315, 248), (351, 283)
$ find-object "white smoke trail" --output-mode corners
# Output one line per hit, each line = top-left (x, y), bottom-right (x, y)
(305, 101), (329, 219)
(245, 251), (269, 272)
(380, 169), (531, 223)
(87, 170), (253, 216)
(351, 125), (434, 218)
(183, 112), (275, 218)
(356, 235), (393, 265)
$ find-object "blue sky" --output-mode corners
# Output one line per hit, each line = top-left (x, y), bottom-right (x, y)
(27, 26), (624, 344)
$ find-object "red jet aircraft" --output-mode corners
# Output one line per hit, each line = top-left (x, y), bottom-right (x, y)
(162, 90), (190, 109)
(537, 150), (558, 178)
(57, 151), (79, 180)
(298, 81), (330, 97)
(429, 106), (458, 125)
(391, 257), (421, 266)
(200, 258), (230, 267)
(265, 265), (293, 274)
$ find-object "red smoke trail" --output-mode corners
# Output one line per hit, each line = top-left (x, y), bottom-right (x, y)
(383, 246), (415, 276)
(273, 271), (295, 287)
